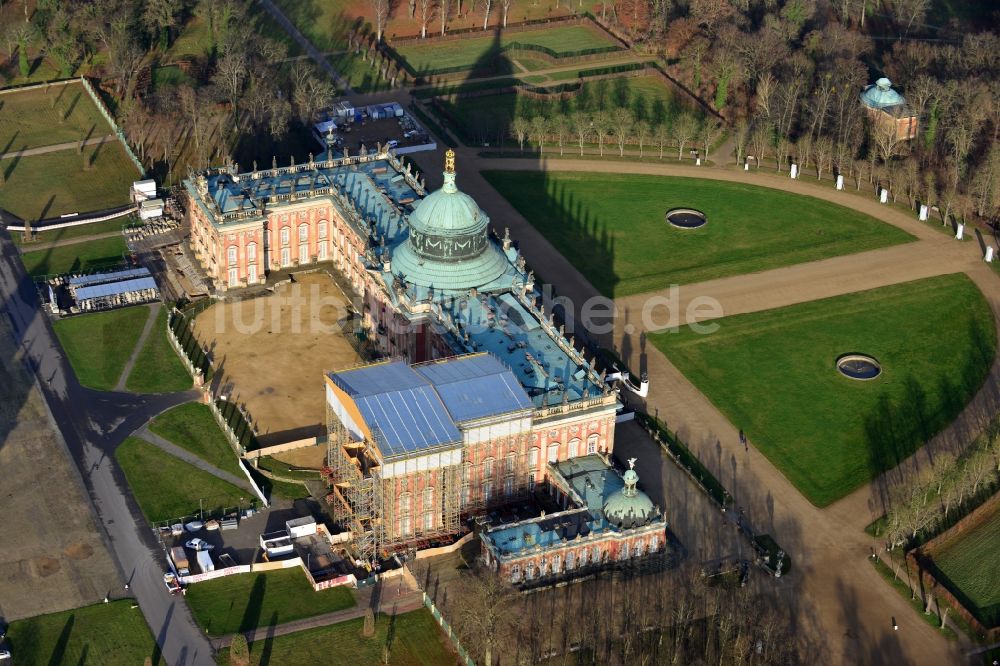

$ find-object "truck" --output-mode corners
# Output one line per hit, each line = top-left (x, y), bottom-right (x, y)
(196, 549), (215, 573)
(170, 546), (190, 576)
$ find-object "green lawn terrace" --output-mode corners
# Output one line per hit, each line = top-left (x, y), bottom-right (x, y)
(0, 141), (138, 221)
(651, 274), (996, 507)
(0, 81), (113, 152)
(439, 74), (697, 147)
(3, 600), (164, 666)
(52, 305), (150, 391)
(483, 172), (913, 298)
(927, 501), (1000, 628)
(393, 23), (619, 75)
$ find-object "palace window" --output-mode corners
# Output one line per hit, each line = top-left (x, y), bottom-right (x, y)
(280, 227), (290, 246)
(228, 268), (238, 287)
(633, 541), (645, 558)
(247, 242), (257, 263)
(423, 512), (434, 531)
(483, 482), (493, 504)
(484, 458), (495, 478)
(511, 564), (521, 583)
(566, 550), (576, 570)
(505, 453), (515, 473)
(400, 516), (412, 536)
(525, 562), (535, 580)
(568, 438), (580, 458)
(529, 447), (540, 468)
(587, 435), (599, 455)
(504, 477), (514, 497)
(527, 472), (536, 487)
(318, 221), (328, 239)
(298, 223), (309, 242)
(462, 462), (472, 482)
(318, 241), (327, 261)
(398, 492), (411, 516)
(578, 549), (588, 566)
(423, 487), (434, 510)
(461, 484), (471, 507)
(248, 264), (258, 283)
(227, 246), (237, 265)
(547, 443), (559, 462)
(552, 554), (562, 573)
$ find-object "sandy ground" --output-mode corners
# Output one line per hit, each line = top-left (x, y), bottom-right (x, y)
(193, 272), (362, 442)
(0, 319), (119, 621)
(271, 446), (328, 469)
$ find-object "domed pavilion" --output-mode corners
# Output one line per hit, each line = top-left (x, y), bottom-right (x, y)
(860, 77), (918, 141)
(603, 458), (660, 529)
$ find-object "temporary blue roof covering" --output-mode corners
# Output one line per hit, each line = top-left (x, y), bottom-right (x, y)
(74, 277), (158, 302)
(330, 354), (533, 459)
(413, 354), (533, 424)
(69, 267), (151, 288)
(331, 361), (461, 458)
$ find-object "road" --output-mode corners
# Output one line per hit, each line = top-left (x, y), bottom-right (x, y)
(0, 134), (117, 161)
(0, 228), (215, 665)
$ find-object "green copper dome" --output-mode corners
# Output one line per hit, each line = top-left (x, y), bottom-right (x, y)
(392, 151), (508, 290)
(603, 461), (658, 529)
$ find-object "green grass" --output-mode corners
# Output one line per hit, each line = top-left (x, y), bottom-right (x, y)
(328, 51), (393, 93)
(214, 609), (452, 665)
(3, 600), (165, 666)
(52, 305), (150, 390)
(651, 274), (996, 506)
(0, 141), (138, 220)
(148, 403), (242, 476)
(257, 455), (323, 480)
(186, 568), (355, 636)
(930, 505), (1000, 627)
(115, 436), (249, 523)
(246, 465), (312, 501)
(19, 235), (129, 278)
(396, 25), (616, 73)
(0, 82), (112, 151)
(483, 171), (914, 297)
(125, 307), (192, 393)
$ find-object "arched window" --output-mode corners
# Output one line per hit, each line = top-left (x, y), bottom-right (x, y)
(566, 550), (576, 570)
(246, 242), (257, 262)
(298, 223), (309, 242)
(280, 227), (290, 246)
(568, 438), (581, 458)
(578, 549), (588, 566)
(398, 492), (411, 516)
(462, 462), (472, 481)
(633, 541), (644, 558)
(525, 562), (535, 580)
(505, 452), (516, 474)
(539, 558), (548, 575)
(511, 564), (521, 582)
(483, 482), (493, 504)
(587, 434), (599, 454)
(227, 246), (237, 265)
(552, 554), (562, 573)
(423, 512), (434, 531)
(423, 487), (434, 510)
(483, 457), (495, 477)
(547, 443), (559, 462)
(318, 220), (328, 238)
(528, 447), (540, 468)
(504, 477), (514, 497)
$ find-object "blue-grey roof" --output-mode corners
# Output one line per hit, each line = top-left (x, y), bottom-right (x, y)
(861, 78), (906, 110)
(74, 277), (158, 302)
(330, 354), (532, 458)
(413, 354), (533, 423)
(69, 267), (151, 288)
(330, 361), (461, 458)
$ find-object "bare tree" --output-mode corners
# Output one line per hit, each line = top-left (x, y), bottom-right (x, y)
(529, 116), (548, 154)
(455, 569), (518, 666)
(500, 0), (514, 27)
(654, 122), (670, 159)
(372, 0), (390, 42)
(512, 116), (529, 152)
(699, 119), (723, 162)
(612, 107), (633, 157)
(214, 49), (248, 124)
(592, 110), (611, 157)
(672, 113), (698, 160)
(634, 119), (650, 158)
(814, 136), (833, 180)
(551, 114), (570, 156)
(481, 0), (493, 29)
(571, 111), (590, 156)
(143, 0), (182, 47)
(892, 0), (930, 36)
(417, 0), (434, 37)
(732, 118), (749, 166)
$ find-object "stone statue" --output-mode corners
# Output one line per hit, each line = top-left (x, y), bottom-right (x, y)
(628, 457), (636, 469)
(272, 155), (277, 170)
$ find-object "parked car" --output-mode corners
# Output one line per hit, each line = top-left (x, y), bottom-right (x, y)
(185, 538), (214, 551)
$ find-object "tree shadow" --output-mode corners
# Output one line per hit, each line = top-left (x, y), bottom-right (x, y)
(256, 610), (280, 666)
(238, 574), (268, 633)
(46, 612), (74, 666)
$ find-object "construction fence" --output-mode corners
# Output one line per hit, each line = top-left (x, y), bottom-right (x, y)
(423, 592), (475, 666)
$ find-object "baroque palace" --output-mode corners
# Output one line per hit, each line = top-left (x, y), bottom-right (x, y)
(184, 148), (665, 584)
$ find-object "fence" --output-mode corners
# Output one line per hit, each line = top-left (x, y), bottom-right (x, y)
(423, 592), (476, 666)
(167, 306), (211, 380)
(79, 76), (145, 176)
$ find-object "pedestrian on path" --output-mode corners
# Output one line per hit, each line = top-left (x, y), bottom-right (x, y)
(739, 429), (747, 452)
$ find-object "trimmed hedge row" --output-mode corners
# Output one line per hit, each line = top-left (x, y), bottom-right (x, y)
(391, 40), (621, 78)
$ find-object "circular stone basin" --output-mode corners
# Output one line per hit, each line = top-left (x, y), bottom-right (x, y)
(666, 207), (707, 229)
(837, 354), (882, 381)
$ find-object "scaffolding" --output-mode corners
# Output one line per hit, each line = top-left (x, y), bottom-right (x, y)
(324, 409), (383, 565)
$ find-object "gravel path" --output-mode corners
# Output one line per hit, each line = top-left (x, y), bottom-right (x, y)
(114, 302), (160, 392)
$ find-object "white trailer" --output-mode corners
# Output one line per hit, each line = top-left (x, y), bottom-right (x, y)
(196, 549), (215, 573)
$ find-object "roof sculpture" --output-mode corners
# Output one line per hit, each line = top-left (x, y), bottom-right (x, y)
(602, 459), (659, 529)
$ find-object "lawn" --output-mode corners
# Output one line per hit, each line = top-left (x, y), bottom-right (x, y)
(3, 600), (164, 666)
(148, 403), (241, 476)
(52, 305), (150, 390)
(651, 274), (996, 507)
(442, 75), (699, 145)
(19, 235), (129, 278)
(395, 24), (617, 73)
(185, 568), (355, 636)
(214, 609), (452, 665)
(482, 171), (914, 297)
(125, 307), (193, 393)
(0, 82), (112, 151)
(115, 436), (249, 523)
(0, 141), (138, 220)
(930, 504), (1000, 627)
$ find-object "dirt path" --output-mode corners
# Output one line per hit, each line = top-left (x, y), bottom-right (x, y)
(114, 302), (160, 392)
(418, 149), (1000, 664)
(135, 425), (255, 493)
(17, 229), (122, 252)
(0, 134), (116, 160)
